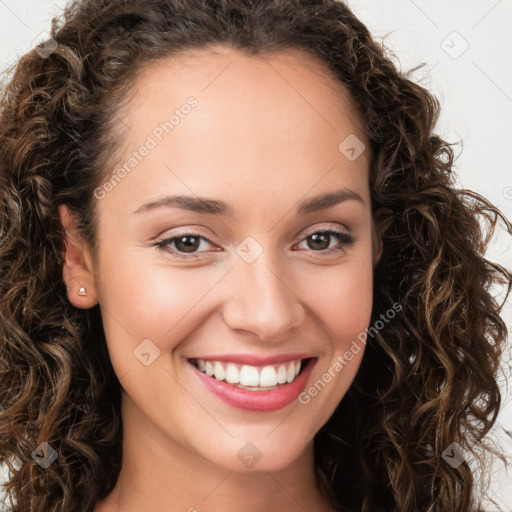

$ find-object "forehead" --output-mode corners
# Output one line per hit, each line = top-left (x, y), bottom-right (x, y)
(97, 45), (370, 218)
(119, 44), (367, 142)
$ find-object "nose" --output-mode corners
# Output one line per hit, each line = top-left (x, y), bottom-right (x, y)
(221, 253), (305, 342)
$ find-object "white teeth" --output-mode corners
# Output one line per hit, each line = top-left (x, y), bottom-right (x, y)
(213, 362), (225, 381)
(205, 361), (214, 377)
(225, 363), (240, 384)
(276, 365), (287, 384)
(259, 365), (278, 387)
(192, 358), (304, 388)
(240, 365), (259, 386)
(286, 363), (295, 383)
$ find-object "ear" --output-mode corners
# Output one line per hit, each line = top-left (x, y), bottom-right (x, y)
(371, 219), (383, 266)
(58, 204), (99, 309)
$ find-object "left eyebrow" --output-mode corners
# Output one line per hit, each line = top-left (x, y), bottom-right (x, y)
(296, 187), (366, 214)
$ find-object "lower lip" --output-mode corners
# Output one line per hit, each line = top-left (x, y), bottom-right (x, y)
(189, 358), (317, 412)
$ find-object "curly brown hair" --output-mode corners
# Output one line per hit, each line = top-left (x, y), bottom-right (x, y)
(1, 1), (511, 511)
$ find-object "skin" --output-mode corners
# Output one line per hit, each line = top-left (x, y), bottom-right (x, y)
(59, 45), (381, 512)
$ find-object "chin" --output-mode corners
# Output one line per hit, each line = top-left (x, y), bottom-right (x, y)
(202, 437), (309, 473)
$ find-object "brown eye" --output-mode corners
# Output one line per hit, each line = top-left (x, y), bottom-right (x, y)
(154, 232), (216, 258)
(306, 232), (331, 251)
(173, 235), (202, 253)
(296, 229), (355, 256)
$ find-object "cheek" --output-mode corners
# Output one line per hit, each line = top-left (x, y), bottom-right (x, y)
(332, 264), (373, 347)
(302, 249), (374, 350)
(295, 251), (373, 425)
(96, 248), (226, 362)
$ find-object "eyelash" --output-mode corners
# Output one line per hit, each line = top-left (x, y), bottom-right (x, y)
(153, 227), (355, 259)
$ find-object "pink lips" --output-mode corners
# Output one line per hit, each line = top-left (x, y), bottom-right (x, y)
(189, 355), (317, 412)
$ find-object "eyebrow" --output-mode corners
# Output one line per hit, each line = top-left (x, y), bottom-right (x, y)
(132, 187), (365, 216)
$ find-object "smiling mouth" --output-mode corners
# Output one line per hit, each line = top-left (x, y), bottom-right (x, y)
(188, 357), (314, 391)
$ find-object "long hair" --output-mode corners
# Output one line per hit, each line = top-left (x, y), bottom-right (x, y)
(1, 1), (510, 510)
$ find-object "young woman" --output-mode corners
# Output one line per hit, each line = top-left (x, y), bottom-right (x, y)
(0, 1), (510, 511)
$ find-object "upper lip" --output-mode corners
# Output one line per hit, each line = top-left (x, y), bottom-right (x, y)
(188, 352), (316, 366)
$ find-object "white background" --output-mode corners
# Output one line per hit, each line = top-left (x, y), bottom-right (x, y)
(0, 0), (510, 510)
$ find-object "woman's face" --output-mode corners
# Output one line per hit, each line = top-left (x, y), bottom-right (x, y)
(62, 46), (378, 472)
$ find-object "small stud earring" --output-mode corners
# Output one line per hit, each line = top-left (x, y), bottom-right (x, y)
(77, 286), (87, 296)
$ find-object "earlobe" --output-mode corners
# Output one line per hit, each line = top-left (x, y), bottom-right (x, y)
(58, 204), (99, 309)
(373, 243), (382, 267)
(371, 221), (383, 266)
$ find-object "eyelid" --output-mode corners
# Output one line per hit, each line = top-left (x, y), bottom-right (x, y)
(154, 225), (218, 241)
(299, 222), (351, 238)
